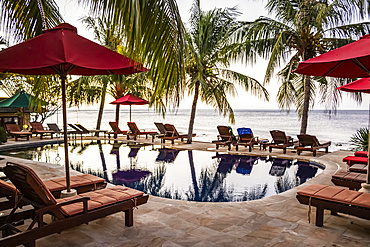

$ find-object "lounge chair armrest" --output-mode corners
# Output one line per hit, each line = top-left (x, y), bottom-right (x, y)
(165, 131), (175, 137)
(36, 197), (90, 216)
(218, 135), (232, 140)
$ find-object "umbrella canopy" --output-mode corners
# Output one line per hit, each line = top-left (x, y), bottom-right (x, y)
(0, 91), (48, 108)
(294, 34), (370, 78)
(336, 78), (370, 185)
(337, 78), (370, 93)
(110, 93), (149, 122)
(0, 23), (147, 193)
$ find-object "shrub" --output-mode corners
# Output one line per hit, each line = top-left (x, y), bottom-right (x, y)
(0, 127), (7, 143)
(350, 127), (368, 151)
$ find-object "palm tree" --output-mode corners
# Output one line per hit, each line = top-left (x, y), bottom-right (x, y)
(1, 0), (186, 113)
(235, 0), (370, 134)
(0, 0), (63, 42)
(184, 1), (269, 143)
(76, 0), (187, 111)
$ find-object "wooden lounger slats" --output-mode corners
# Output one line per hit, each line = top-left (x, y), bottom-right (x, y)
(296, 184), (370, 226)
(331, 171), (366, 190)
(349, 164), (368, 174)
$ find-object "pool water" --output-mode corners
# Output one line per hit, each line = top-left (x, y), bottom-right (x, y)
(0, 141), (324, 202)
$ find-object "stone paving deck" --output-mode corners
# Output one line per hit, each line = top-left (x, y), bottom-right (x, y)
(0, 136), (369, 246)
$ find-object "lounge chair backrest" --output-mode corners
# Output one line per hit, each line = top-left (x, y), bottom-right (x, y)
(109, 121), (122, 134)
(164, 124), (177, 136)
(154, 122), (166, 134)
(47, 123), (61, 132)
(68, 124), (83, 133)
(3, 162), (65, 219)
(6, 123), (21, 132)
(270, 130), (288, 144)
(217, 126), (234, 140)
(31, 122), (45, 131)
(298, 134), (319, 147)
(127, 122), (140, 134)
(75, 124), (90, 133)
(237, 128), (252, 135)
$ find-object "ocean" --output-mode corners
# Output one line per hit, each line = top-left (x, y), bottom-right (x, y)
(43, 109), (369, 151)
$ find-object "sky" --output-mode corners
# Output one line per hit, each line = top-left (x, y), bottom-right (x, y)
(4, 0), (369, 110)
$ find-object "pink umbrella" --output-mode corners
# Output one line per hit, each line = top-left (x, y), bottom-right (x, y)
(0, 23), (147, 192)
(110, 93), (149, 122)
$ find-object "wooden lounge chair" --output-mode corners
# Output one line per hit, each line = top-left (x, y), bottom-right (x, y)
(0, 162), (148, 246)
(46, 123), (63, 134)
(0, 172), (106, 210)
(47, 123), (77, 138)
(75, 123), (107, 137)
(331, 171), (366, 190)
(296, 184), (370, 227)
(30, 122), (54, 139)
(234, 128), (259, 152)
(212, 126), (237, 151)
(127, 122), (158, 142)
(108, 121), (129, 139)
(296, 134), (331, 156)
(154, 122), (166, 136)
(154, 122), (167, 142)
(268, 130), (295, 154)
(5, 123), (32, 141)
(67, 123), (87, 140)
(160, 124), (195, 144)
(349, 164), (368, 174)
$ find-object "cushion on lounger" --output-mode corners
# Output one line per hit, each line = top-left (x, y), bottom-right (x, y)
(342, 156), (368, 165)
(349, 164), (368, 173)
(57, 186), (144, 216)
(43, 174), (105, 192)
(354, 151), (368, 157)
(297, 185), (365, 205)
(350, 193), (370, 208)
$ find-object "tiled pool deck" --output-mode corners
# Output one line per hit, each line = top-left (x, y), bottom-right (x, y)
(0, 136), (369, 246)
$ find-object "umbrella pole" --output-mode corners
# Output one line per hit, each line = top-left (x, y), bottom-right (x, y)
(367, 101), (370, 184)
(61, 74), (71, 192)
(360, 101), (370, 192)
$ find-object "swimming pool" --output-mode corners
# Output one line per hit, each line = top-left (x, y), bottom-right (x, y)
(0, 141), (324, 202)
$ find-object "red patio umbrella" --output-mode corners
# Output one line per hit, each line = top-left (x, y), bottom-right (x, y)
(337, 78), (370, 186)
(337, 78), (370, 93)
(0, 23), (147, 193)
(294, 34), (370, 190)
(110, 93), (149, 122)
(294, 34), (370, 78)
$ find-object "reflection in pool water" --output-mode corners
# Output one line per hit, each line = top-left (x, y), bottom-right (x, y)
(0, 140), (324, 202)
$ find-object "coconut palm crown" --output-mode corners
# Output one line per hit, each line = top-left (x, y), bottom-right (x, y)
(185, 0), (269, 143)
(234, 0), (370, 134)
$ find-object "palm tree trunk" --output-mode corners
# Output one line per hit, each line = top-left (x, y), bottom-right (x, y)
(300, 75), (311, 134)
(187, 81), (200, 144)
(114, 104), (120, 139)
(188, 151), (200, 201)
(115, 104), (120, 125)
(95, 81), (107, 136)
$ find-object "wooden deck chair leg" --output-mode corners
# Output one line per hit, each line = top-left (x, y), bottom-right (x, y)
(125, 208), (133, 227)
(315, 205), (324, 227)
